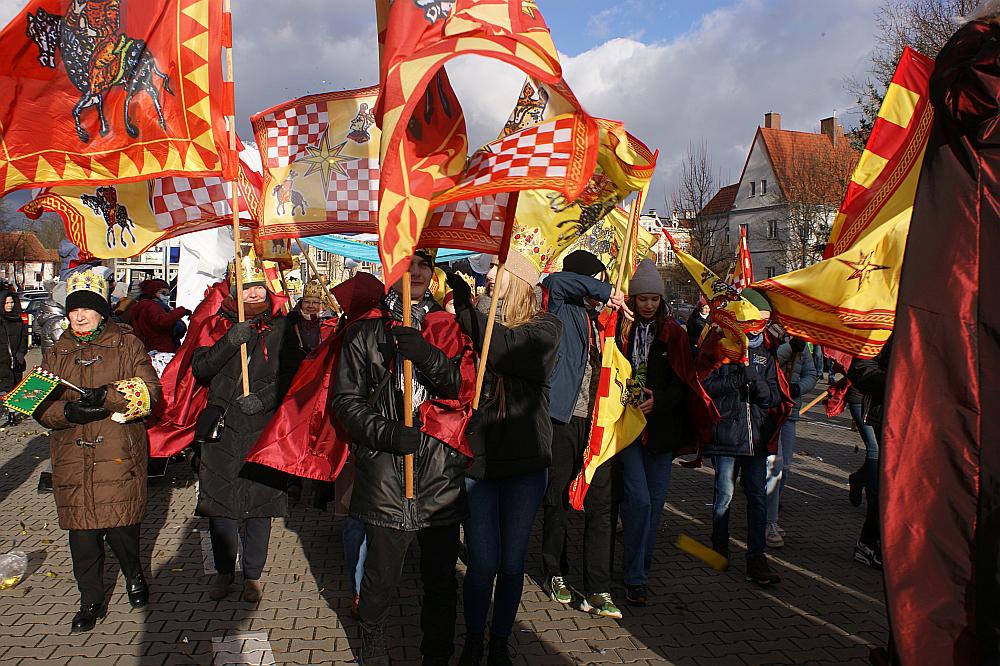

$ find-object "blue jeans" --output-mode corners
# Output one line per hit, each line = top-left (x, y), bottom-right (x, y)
(343, 516), (367, 595)
(848, 402), (879, 460)
(619, 443), (673, 586)
(711, 455), (767, 558)
(463, 469), (547, 638)
(765, 420), (797, 524)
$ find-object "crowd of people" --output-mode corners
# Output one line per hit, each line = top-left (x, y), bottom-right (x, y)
(16, 244), (893, 666)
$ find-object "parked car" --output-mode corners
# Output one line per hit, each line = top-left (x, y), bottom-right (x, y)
(19, 290), (48, 311)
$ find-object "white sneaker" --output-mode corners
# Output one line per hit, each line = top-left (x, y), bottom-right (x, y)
(766, 522), (784, 548)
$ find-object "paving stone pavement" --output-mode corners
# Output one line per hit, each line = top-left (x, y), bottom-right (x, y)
(0, 374), (887, 665)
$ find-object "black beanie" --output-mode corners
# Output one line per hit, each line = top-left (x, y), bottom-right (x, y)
(562, 250), (606, 277)
(66, 289), (111, 319)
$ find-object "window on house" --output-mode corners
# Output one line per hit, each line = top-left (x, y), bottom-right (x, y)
(767, 219), (778, 239)
(34, 272), (42, 283)
(761, 179), (767, 195)
(766, 266), (777, 279)
(749, 181), (756, 197)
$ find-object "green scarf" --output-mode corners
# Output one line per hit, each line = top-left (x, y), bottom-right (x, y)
(71, 321), (106, 343)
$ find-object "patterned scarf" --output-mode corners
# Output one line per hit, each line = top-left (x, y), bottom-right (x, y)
(71, 321), (106, 343)
(383, 290), (434, 415)
(630, 321), (654, 388)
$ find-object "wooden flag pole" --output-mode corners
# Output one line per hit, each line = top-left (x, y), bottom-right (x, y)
(798, 388), (831, 416)
(294, 238), (341, 314)
(616, 195), (641, 294)
(471, 192), (519, 409)
(223, 0), (248, 397)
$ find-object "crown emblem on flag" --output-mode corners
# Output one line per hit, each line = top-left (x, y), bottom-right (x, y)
(67, 269), (110, 300)
(302, 281), (325, 300)
(228, 247), (267, 291)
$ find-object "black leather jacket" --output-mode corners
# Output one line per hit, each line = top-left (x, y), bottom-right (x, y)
(331, 308), (468, 531)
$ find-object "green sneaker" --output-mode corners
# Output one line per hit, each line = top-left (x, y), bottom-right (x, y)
(546, 576), (572, 604)
(581, 592), (622, 619)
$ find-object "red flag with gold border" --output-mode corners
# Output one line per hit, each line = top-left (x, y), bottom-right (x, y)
(0, 0), (232, 196)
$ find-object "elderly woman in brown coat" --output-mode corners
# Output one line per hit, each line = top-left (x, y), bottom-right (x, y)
(33, 269), (161, 633)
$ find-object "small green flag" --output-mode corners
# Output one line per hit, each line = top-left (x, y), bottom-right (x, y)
(2, 367), (63, 416)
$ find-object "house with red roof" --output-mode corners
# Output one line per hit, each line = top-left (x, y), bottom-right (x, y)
(0, 232), (60, 288)
(702, 112), (858, 280)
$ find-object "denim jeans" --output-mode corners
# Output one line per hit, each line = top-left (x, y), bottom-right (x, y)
(463, 469), (547, 638)
(848, 402), (879, 460)
(711, 455), (768, 558)
(343, 516), (367, 595)
(619, 443), (672, 586)
(765, 420), (797, 524)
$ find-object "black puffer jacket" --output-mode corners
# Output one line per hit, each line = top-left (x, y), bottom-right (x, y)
(456, 307), (561, 479)
(191, 305), (303, 518)
(702, 339), (780, 457)
(331, 305), (468, 531)
(0, 290), (27, 393)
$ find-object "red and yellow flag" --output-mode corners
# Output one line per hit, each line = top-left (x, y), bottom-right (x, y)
(725, 225), (753, 293)
(754, 47), (934, 358)
(568, 310), (647, 510)
(21, 141), (262, 260)
(0, 0), (232, 195)
(376, 0), (563, 288)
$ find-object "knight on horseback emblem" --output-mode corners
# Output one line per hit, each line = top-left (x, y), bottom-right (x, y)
(502, 80), (549, 137)
(26, 0), (174, 143)
(274, 171), (308, 217)
(81, 186), (138, 249)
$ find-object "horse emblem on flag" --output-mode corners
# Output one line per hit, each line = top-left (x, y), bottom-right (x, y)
(273, 171), (308, 217)
(413, 0), (455, 24)
(80, 186), (137, 249)
(25, 1), (173, 143)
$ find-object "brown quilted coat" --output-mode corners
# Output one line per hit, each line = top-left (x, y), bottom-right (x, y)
(35, 323), (161, 530)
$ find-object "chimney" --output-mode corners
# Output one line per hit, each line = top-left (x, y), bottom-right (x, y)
(820, 116), (844, 143)
(764, 112), (781, 129)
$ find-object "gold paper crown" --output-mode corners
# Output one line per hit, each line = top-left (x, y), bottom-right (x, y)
(430, 267), (451, 305)
(67, 269), (110, 300)
(228, 247), (267, 290)
(110, 377), (152, 424)
(302, 281), (325, 300)
(509, 224), (553, 272)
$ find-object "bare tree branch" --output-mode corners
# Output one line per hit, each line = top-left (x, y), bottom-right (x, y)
(670, 140), (730, 275)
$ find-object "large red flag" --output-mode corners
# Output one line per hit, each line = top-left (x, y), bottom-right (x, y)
(883, 21), (1000, 665)
(0, 0), (233, 195)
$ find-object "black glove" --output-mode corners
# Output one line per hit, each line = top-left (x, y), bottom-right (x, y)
(790, 338), (807, 354)
(741, 363), (759, 385)
(789, 383), (802, 399)
(65, 401), (110, 425)
(389, 424), (421, 455)
(389, 326), (435, 366)
(445, 272), (472, 310)
(225, 321), (256, 346)
(235, 392), (265, 416)
(78, 386), (109, 407)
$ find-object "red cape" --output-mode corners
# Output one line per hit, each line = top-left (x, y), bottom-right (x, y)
(246, 306), (477, 482)
(147, 282), (289, 458)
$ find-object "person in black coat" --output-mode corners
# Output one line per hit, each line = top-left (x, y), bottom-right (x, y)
(0, 289), (27, 425)
(448, 251), (561, 664)
(847, 335), (893, 569)
(191, 263), (303, 603)
(331, 250), (473, 666)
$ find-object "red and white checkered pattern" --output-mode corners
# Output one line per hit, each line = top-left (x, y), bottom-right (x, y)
(152, 176), (253, 229)
(260, 102), (329, 169)
(727, 226), (754, 293)
(325, 159), (380, 223)
(423, 192), (511, 252)
(458, 117), (575, 188)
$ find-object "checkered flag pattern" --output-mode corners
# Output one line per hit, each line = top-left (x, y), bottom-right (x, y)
(260, 103), (329, 169)
(726, 227), (754, 294)
(326, 159), (380, 223)
(423, 192), (511, 252)
(152, 176), (252, 229)
(458, 117), (574, 188)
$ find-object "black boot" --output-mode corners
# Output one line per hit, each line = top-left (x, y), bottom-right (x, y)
(359, 624), (390, 666)
(848, 463), (864, 507)
(126, 572), (149, 608)
(71, 603), (106, 632)
(487, 635), (514, 666)
(5, 410), (17, 426)
(458, 632), (484, 665)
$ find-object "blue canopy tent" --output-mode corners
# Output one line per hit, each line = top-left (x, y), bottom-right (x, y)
(300, 234), (476, 264)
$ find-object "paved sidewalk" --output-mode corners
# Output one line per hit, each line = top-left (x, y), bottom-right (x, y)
(0, 384), (886, 665)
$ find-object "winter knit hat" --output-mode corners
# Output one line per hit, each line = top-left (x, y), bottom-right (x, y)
(562, 250), (606, 277)
(741, 288), (771, 314)
(628, 258), (665, 297)
(503, 250), (541, 285)
(66, 269), (111, 319)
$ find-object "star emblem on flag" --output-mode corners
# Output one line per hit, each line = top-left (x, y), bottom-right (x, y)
(300, 130), (352, 185)
(839, 250), (891, 289)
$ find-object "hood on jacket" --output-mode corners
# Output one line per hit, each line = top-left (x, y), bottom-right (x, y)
(140, 279), (169, 298)
(0, 289), (22, 321)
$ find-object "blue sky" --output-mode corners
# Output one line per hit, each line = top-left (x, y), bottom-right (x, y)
(545, 0), (732, 55)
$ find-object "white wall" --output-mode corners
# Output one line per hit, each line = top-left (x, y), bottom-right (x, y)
(728, 132), (790, 280)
